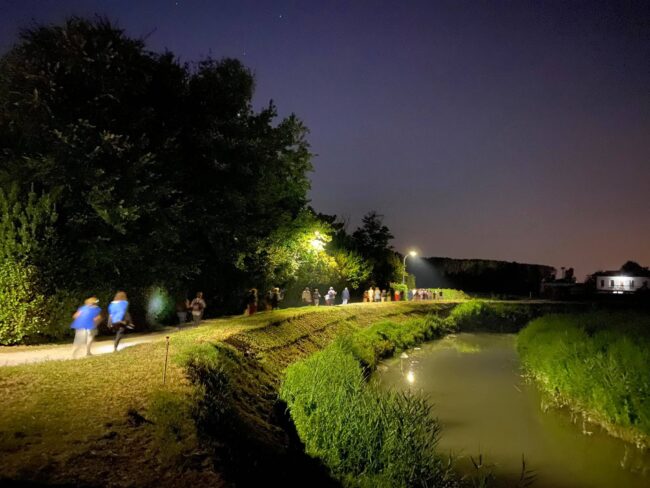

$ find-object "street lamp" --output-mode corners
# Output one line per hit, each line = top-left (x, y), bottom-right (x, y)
(402, 250), (417, 284)
(310, 231), (325, 251)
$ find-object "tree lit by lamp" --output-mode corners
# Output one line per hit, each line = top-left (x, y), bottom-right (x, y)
(310, 231), (325, 251)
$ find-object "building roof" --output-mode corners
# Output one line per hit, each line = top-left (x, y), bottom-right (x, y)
(592, 269), (650, 278)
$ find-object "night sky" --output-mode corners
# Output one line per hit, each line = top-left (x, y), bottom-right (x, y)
(1, 1), (648, 280)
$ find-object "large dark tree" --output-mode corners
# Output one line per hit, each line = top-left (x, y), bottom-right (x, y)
(351, 211), (401, 288)
(0, 17), (312, 314)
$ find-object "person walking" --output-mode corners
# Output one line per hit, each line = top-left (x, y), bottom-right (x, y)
(190, 292), (207, 326)
(271, 287), (282, 310)
(71, 296), (101, 357)
(342, 287), (350, 305)
(109, 291), (132, 352)
(312, 288), (321, 306)
(176, 298), (189, 327)
(265, 289), (273, 311)
(381, 289), (387, 302)
(301, 287), (312, 305)
(247, 288), (258, 316)
(374, 288), (381, 302)
(327, 287), (337, 305)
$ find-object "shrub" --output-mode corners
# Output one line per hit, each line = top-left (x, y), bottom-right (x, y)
(0, 258), (50, 344)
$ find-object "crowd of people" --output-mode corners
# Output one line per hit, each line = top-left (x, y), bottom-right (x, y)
(245, 287), (283, 315)
(299, 286), (351, 306)
(70, 285), (447, 354)
(297, 286), (445, 307)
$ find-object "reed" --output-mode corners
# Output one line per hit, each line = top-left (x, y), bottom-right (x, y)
(280, 338), (458, 487)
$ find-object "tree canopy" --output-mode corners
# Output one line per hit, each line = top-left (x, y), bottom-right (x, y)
(0, 18), (313, 307)
(0, 17), (402, 341)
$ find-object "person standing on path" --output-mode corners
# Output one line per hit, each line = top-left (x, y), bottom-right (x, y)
(190, 292), (207, 326)
(247, 288), (258, 316)
(342, 287), (350, 305)
(71, 297), (102, 357)
(109, 291), (132, 352)
(327, 287), (337, 305)
(176, 298), (189, 327)
(312, 288), (321, 306)
(301, 287), (312, 305)
(271, 287), (282, 310)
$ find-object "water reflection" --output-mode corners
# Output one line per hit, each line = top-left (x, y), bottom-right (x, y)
(375, 333), (650, 488)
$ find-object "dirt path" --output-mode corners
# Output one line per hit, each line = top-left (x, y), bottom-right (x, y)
(0, 327), (183, 366)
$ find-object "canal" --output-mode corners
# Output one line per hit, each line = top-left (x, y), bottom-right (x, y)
(375, 333), (650, 487)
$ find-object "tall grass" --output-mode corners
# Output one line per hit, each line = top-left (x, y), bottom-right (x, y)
(280, 339), (457, 487)
(517, 311), (650, 447)
(346, 314), (451, 369)
(448, 300), (562, 333)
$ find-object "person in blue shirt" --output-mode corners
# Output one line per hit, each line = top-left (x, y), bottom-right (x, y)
(109, 291), (132, 352)
(71, 297), (102, 357)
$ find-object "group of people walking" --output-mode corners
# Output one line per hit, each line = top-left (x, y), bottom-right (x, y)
(70, 291), (133, 357)
(245, 287), (282, 316)
(70, 283), (447, 357)
(301, 286), (350, 306)
(71, 291), (206, 357)
(363, 287), (390, 302)
(176, 292), (207, 326)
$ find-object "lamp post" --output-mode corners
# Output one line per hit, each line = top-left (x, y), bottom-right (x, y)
(402, 250), (417, 285)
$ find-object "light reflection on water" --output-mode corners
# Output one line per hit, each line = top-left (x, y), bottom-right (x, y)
(375, 333), (650, 488)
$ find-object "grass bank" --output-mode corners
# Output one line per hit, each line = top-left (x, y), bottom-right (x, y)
(275, 300), (585, 487)
(0, 300), (582, 487)
(0, 302), (455, 487)
(517, 311), (650, 448)
(279, 314), (458, 487)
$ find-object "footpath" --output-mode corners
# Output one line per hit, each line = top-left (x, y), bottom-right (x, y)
(0, 327), (180, 367)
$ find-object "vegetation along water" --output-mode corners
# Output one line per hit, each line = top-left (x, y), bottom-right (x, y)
(376, 332), (650, 487)
(517, 311), (650, 448)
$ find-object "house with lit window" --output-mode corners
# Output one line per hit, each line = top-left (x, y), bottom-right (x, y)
(593, 269), (650, 294)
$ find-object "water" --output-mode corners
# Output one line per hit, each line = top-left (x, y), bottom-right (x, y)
(375, 333), (650, 488)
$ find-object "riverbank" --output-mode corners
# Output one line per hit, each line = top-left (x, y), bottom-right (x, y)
(0, 300), (584, 487)
(276, 300), (587, 486)
(376, 333), (650, 488)
(0, 302), (456, 487)
(517, 311), (650, 448)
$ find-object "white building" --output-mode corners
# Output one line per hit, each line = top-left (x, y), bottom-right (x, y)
(595, 273), (650, 294)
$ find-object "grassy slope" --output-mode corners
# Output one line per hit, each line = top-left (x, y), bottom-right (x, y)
(0, 302), (454, 487)
(0, 300), (583, 486)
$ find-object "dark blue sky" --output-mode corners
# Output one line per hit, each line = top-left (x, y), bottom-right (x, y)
(1, 1), (649, 280)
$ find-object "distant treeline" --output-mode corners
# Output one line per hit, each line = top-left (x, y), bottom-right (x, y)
(413, 257), (555, 296)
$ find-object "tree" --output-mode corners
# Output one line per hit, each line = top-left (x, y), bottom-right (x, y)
(0, 17), (314, 316)
(620, 261), (647, 275)
(351, 211), (401, 288)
